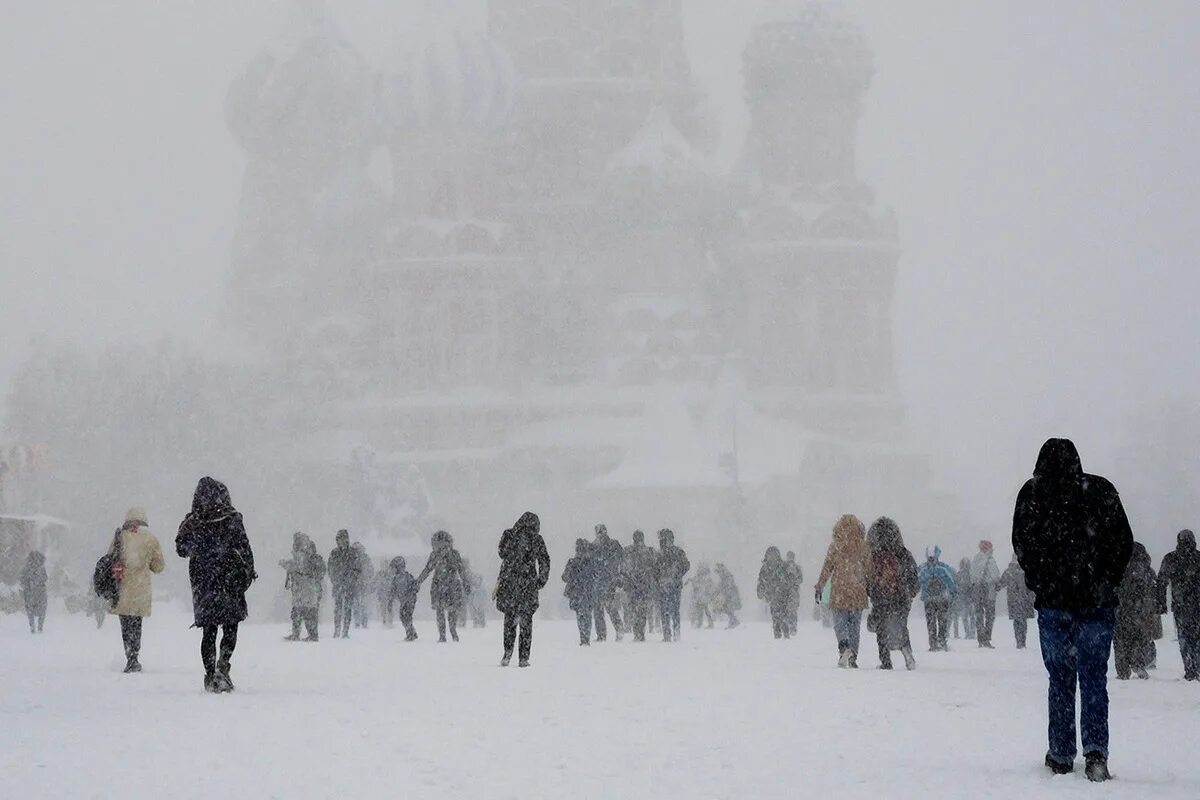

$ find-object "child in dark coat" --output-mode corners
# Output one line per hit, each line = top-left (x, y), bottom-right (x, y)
(388, 557), (420, 641)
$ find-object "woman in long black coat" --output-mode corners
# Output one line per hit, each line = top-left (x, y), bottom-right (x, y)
(416, 530), (469, 643)
(495, 511), (551, 667)
(176, 477), (257, 693)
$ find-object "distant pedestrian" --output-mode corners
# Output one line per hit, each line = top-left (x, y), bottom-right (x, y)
(1013, 438), (1132, 781)
(999, 556), (1035, 649)
(971, 541), (1001, 648)
(757, 546), (791, 639)
(376, 558), (397, 628)
(386, 556), (419, 641)
(176, 477), (257, 694)
(1156, 529), (1200, 681)
(352, 543), (374, 629)
(562, 539), (597, 645)
(655, 529), (691, 642)
(21, 551), (48, 634)
(953, 558), (976, 639)
(784, 551), (803, 636)
(1113, 542), (1157, 680)
(866, 518), (919, 670)
(108, 508), (166, 671)
(328, 530), (360, 639)
(814, 514), (871, 668)
(591, 524), (625, 641)
(687, 563), (716, 629)
(416, 530), (469, 643)
(622, 530), (658, 641)
(918, 546), (957, 651)
(713, 563), (742, 628)
(280, 532), (325, 642)
(495, 512), (551, 667)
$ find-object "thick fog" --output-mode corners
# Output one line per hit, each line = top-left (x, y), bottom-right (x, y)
(2, 0), (1199, 585)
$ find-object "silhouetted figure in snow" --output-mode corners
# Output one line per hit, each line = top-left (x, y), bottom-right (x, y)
(109, 508), (165, 671)
(1113, 542), (1157, 680)
(386, 556), (419, 641)
(757, 547), (792, 639)
(815, 515), (871, 668)
(328, 530), (360, 638)
(563, 539), (598, 645)
(866, 517), (920, 670)
(21, 550), (48, 634)
(622, 530), (658, 641)
(687, 563), (716, 628)
(999, 556), (1035, 649)
(176, 477), (257, 694)
(495, 512), (551, 667)
(970, 540), (1001, 648)
(352, 542), (374, 629)
(655, 529), (690, 642)
(1157, 529), (1200, 680)
(784, 551), (804, 635)
(713, 563), (742, 628)
(376, 557), (396, 628)
(1013, 438), (1132, 781)
(591, 524), (625, 641)
(918, 546), (957, 651)
(281, 532), (325, 642)
(953, 558), (976, 640)
(462, 560), (487, 628)
(416, 530), (469, 642)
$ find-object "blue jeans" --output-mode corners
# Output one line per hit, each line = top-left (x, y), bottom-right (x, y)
(833, 609), (863, 653)
(1037, 608), (1116, 762)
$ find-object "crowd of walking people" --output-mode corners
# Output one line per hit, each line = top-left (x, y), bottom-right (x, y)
(8, 438), (1199, 782)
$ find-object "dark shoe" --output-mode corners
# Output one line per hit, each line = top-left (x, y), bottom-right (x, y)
(438, 636), (447, 643)
(902, 647), (916, 671)
(518, 659), (530, 668)
(1084, 752), (1110, 782)
(303, 635), (319, 642)
(983, 642), (995, 649)
(204, 672), (217, 693)
(500, 654), (511, 667)
(451, 632), (459, 642)
(1135, 668), (1148, 680)
(214, 672), (234, 694)
(284, 634), (300, 641)
(123, 659), (142, 674)
(405, 632), (418, 642)
(1045, 754), (1074, 775)
(849, 651), (859, 669)
(1115, 673), (1130, 680)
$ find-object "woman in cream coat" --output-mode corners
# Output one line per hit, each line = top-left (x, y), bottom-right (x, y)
(109, 507), (165, 673)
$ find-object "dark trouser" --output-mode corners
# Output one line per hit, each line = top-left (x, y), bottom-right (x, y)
(119, 615), (142, 660)
(503, 612), (533, 662)
(924, 601), (950, 649)
(333, 589), (353, 637)
(291, 607), (319, 639)
(660, 588), (682, 641)
(1014, 617), (1029, 649)
(201, 624), (239, 676)
(353, 591), (369, 628)
(576, 608), (593, 644)
(435, 602), (459, 641)
(380, 595), (394, 627)
(1038, 608), (1115, 762)
(770, 600), (790, 639)
(1112, 627), (1150, 678)
(787, 601), (800, 635)
(629, 591), (650, 641)
(976, 595), (996, 644)
(594, 585), (622, 640)
(27, 606), (46, 632)
(1177, 611), (1200, 679)
(398, 605), (417, 638)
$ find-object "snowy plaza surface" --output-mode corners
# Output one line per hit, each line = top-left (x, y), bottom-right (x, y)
(2, 609), (1198, 800)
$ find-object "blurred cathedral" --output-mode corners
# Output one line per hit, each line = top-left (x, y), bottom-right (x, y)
(223, 1), (959, 563)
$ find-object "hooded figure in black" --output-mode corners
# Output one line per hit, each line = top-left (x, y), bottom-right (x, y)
(591, 524), (625, 641)
(999, 557), (1036, 649)
(495, 512), (551, 666)
(387, 556), (420, 641)
(563, 538), (598, 645)
(416, 530), (468, 643)
(21, 551), (48, 634)
(621, 530), (658, 641)
(655, 528), (691, 642)
(1114, 542), (1158, 680)
(327, 529), (361, 638)
(784, 551), (804, 635)
(866, 517), (920, 670)
(757, 546), (791, 639)
(1012, 438), (1132, 781)
(1157, 529), (1200, 680)
(176, 477), (257, 693)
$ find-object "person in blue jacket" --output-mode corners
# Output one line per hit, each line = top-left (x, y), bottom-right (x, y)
(918, 546), (957, 651)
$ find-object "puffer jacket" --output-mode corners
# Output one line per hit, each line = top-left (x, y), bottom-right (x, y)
(110, 527), (166, 617)
(814, 515), (872, 611)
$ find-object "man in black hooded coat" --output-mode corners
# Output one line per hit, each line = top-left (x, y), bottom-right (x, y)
(1012, 439), (1132, 781)
(1157, 529), (1200, 681)
(176, 477), (257, 693)
(495, 512), (551, 667)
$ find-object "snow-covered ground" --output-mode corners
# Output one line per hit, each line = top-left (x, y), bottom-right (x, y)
(2, 608), (1198, 799)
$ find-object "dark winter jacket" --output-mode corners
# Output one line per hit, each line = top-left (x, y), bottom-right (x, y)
(281, 535), (326, 611)
(562, 540), (597, 612)
(388, 557), (419, 614)
(655, 530), (691, 594)
(591, 527), (624, 593)
(622, 536), (659, 597)
(1117, 543), (1159, 638)
(784, 557), (803, 610)
(1157, 530), (1200, 616)
(175, 477), (257, 627)
(999, 561), (1035, 620)
(416, 531), (468, 607)
(21, 552), (48, 613)
(1012, 439), (1133, 610)
(954, 560), (974, 610)
(757, 547), (790, 610)
(495, 512), (551, 615)
(866, 518), (919, 612)
(328, 542), (361, 595)
(714, 564), (742, 612)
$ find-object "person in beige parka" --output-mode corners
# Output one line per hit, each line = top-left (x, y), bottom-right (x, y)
(109, 507), (166, 673)
(814, 514), (872, 668)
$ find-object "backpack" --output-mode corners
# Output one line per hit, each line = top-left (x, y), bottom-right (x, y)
(875, 552), (902, 596)
(92, 530), (124, 606)
(926, 568), (950, 602)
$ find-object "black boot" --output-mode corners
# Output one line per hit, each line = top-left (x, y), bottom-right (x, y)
(1044, 754), (1073, 775)
(1084, 752), (1111, 782)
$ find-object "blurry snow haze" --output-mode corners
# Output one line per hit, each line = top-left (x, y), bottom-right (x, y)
(2, 1), (1199, 583)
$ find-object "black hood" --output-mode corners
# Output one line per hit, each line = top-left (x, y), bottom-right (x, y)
(1130, 541), (1151, 566)
(1179, 529), (1197, 551)
(1034, 438), (1084, 483)
(192, 476), (234, 519)
(516, 512), (540, 535)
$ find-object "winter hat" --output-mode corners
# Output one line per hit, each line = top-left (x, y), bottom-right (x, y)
(786, 550), (796, 560)
(516, 512), (540, 534)
(390, 556), (406, 571)
(833, 514), (865, 541)
(926, 545), (941, 561)
(432, 530), (453, 548)
(658, 528), (675, 546)
(979, 540), (993, 553)
(1179, 530), (1196, 550)
(336, 529), (350, 545)
(632, 530), (645, 544)
(124, 507), (148, 526)
(868, 517), (904, 552)
(595, 523), (608, 537)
